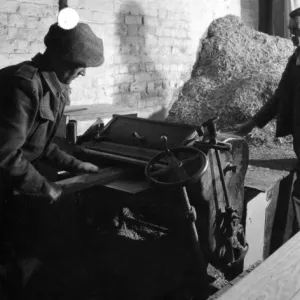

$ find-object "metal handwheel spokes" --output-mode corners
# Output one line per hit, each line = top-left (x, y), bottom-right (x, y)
(145, 146), (208, 187)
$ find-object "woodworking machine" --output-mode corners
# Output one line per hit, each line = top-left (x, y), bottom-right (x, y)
(68, 115), (248, 259)
(58, 114), (249, 296)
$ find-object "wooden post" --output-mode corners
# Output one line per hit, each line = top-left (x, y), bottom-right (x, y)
(59, 0), (68, 11)
(258, 0), (274, 35)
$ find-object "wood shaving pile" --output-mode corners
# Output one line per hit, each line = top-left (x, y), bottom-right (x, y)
(167, 15), (294, 145)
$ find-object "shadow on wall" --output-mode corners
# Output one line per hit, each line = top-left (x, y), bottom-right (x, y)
(114, 2), (168, 121)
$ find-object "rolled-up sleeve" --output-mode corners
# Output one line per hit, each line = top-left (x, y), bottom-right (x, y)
(0, 76), (48, 195)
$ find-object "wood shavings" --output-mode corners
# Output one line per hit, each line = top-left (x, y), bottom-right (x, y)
(168, 15), (294, 146)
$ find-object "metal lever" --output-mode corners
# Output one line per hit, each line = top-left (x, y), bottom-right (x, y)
(195, 126), (203, 138)
(223, 163), (237, 176)
(132, 131), (148, 147)
(95, 123), (105, 139)
(196, 142), (232, 152)
(179, 186), (209, 297)
(202, 116), (219, 144)
(200, 116), (231, 152)
(202, 117), (247, 269)
(160, 135), (183, 169)
(202, 117), (231, 207)
(160, 135), (169, 152)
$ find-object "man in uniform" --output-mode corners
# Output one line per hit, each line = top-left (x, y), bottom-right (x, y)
(0, 13), (104, 295)
(234, 7), (300, 231)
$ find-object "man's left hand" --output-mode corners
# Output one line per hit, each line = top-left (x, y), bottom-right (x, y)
(77, 162), (99, 173)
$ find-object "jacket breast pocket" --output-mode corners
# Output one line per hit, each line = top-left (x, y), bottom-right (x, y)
(26, 104), (56, 152)
(39, 92), (55, 121)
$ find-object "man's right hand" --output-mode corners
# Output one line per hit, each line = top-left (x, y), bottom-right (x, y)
(41, 181), (63, 204)
(232, 119), (256, 137)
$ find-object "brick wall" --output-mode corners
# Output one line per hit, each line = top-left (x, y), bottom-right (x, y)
(0, 0), (57, 68)
(0, 0), (258, 122)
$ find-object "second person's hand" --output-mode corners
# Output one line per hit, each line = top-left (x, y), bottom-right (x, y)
(232, 119), (256, 137)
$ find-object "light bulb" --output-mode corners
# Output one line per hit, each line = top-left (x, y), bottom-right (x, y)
(57, 7), (80, 30)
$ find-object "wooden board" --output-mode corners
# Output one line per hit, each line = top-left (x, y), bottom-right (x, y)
(64, 104), (138, 121)
(104, 178), (151, 194)
(216, 232), (300, 300)
(208, 261), (262, 299)
(245, 165), (290, 192)
(55, 167), (127, 194)
(243, 165), (295, 269)
(243, 190), (268, 270)
(291, 289), (300, 300)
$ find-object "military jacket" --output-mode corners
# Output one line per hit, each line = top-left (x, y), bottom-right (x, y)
(0, 53), (81, 196)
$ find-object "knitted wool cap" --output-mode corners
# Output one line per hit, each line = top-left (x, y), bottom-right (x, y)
(44, 22), (104, 68)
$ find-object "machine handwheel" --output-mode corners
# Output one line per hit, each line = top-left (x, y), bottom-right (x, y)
(145, 146), (208, 187)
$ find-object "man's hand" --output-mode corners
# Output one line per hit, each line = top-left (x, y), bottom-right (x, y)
(77, 162), (99, 173)
(41, 181), (63, 204)
(232, 119), (256, 137)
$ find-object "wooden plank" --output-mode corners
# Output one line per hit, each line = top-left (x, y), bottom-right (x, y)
(208, 261), (262, 300)
(103, 178), (151, 194)
(63, 104), (138, 121)
(216, 232), (300, 300)
(244, 191), (268, 270)
(290, 288), (300, 300)
(55, 167), (126, 195)
(68, 111), (138, 121)
(245, 166), (289, 192)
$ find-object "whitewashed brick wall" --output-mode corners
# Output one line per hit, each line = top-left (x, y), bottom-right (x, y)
(0, 0), (259, 120)
(0, 1), (57, 67)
